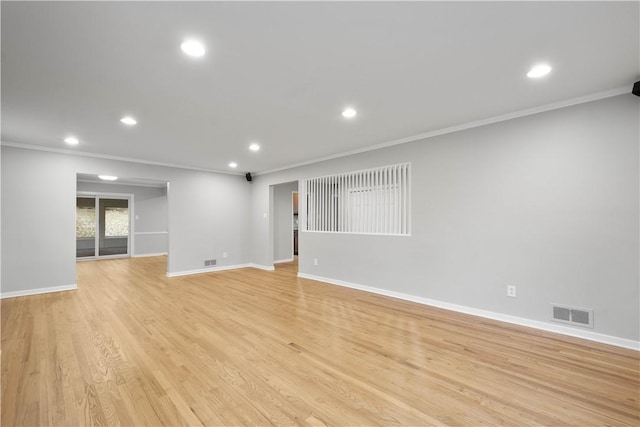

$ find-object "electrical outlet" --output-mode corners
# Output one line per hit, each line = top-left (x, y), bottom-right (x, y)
(313, 258), (318, 266)
(507, 285), (517, 298)
(223, 252), (228, 259)
(204, 260), (211, 267)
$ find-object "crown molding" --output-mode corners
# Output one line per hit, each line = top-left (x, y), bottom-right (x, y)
(76, 178), (167, 188)
(257, 86), (631, 176)
(0, 141), (244, 176)
(2, 86), (631, 178)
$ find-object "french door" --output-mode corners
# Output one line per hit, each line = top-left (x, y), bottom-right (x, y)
(76, 194), (132, 259)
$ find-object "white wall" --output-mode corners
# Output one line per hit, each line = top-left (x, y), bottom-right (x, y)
(76, 181), (169, 256)
(250, 94), (640, 343)
(1, 147), (252, 294)
(272, 181), (297, 262)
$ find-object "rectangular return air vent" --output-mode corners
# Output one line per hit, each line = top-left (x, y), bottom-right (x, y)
(551, 304), (594, 328)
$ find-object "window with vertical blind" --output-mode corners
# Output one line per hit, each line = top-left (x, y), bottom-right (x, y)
(300, 163), (410, 235)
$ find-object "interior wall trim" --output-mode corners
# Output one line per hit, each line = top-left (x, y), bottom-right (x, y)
(297, 272), (640, 351)
(77, 178), (167, 188)
(132, 252), (168, 258)
(0, 141), (242, 176)
(166, 264), (251, 277)
(248, 264), (276, 271)
(0, 284), (78, 299)
(1, 87), (629, 177)
(134, 231), (168, 235)
(259, 86), (630, 175)
(166, 263), (276, 277)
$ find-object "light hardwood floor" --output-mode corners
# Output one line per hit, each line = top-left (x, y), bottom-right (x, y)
(2, 256), (639, 426)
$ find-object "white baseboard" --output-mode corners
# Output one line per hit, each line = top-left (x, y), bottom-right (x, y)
(167, 263), (251, 277)
(248, 263), (275, 271)
(166, 262), (277, 277)
(273, 258), (294, 264)
(297, 273), (639, 351)
(133, 231), (168, 235)
(1, 284), (78, 299)
(133, 252), (168, 258)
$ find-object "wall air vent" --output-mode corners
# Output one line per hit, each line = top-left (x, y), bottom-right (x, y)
(551, 304), (594, 328)
(553, 306), (571, 322)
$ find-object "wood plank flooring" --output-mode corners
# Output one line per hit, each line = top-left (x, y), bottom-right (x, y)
(2, 256), (639, 426)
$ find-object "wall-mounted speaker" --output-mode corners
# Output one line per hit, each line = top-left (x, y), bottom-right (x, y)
(633, 81), (640, 97)
(245, 172), (252, 182)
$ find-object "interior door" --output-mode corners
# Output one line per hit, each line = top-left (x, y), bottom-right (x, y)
(76, 197), (97, 257)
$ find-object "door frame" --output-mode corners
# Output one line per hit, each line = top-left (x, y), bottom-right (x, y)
(292, 190), (298, 258)
(76, 191), (135, 260)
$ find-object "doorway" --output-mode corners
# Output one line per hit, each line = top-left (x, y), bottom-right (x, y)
(76, 194), (132, 259)
(272, 181), (299, 272)
(293, 191), (299, 257)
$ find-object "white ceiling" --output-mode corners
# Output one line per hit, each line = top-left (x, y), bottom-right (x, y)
(2, 2), (638, 174)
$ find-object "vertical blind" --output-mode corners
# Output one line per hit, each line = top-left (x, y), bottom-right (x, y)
(300, 163), (410, 235)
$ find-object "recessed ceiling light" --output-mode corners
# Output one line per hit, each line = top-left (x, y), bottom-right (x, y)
(249, 143), (260, 152)
(98, 175), (118, 181)
(64, 136), (79, 145)
(181, 39), (205, 57)
(342, 108), (357, 118)
(120, 116), (137, 125)
(527, 64), (552, 78)
(228, 162), (238, 168)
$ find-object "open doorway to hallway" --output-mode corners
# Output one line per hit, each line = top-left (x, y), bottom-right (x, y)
(272, 180), (299, 273)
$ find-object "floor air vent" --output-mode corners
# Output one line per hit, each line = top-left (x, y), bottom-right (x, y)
(551, 304), (594, 328)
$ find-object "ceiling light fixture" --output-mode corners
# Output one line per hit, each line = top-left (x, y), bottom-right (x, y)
(228, 162), (238, 168)
(342, 108), (357, 118)
(98, 175), (118, 181)
(120, 116), (137, 125)
(64, 136), (79, 145)
(249, 143), (260, 152)
(527, 64), (552, 78)
(181, 39), (206, 57)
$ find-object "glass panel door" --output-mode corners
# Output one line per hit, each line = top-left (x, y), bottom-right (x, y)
(76, 195), (130, 259)
(98, 198), (129, 256)
(76, 197), (97, 257)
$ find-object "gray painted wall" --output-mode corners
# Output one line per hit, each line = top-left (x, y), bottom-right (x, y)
(1, 94), (637, 343)
(249, 94), (640, 342)
(76, 181), (169, 256)
(2, 148), (77, 292)
(273, 181), (298, 262)
(1, 147), (251, 293)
